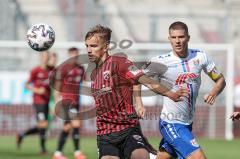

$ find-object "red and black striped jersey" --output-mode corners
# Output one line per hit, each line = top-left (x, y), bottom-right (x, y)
(56, 63), (85, 104)
(91, 55), (143, 135)
(27, 66), (54, 105)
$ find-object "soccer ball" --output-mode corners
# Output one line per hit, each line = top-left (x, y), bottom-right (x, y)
(26, 23), (55, 51)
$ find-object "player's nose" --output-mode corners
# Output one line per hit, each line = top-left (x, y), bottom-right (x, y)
(86, 46), (91, 53)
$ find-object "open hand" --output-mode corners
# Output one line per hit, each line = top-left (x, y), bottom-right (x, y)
(166, 87), (189, 102)
(204, 93), (216, 105)
(136, 106), (146, 119)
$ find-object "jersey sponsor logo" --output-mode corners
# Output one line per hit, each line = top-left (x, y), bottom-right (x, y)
(92, 86), (112, 97)
(190, 139), (199, 147)
(38, 78), (49, 86)
(175, 73), (198, 85)
(37, 72), (44, 78)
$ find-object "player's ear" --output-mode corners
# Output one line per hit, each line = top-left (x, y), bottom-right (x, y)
(104, 42), (109, 52)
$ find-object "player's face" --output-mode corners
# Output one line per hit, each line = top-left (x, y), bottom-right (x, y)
(68, 50), (78, 57)
(68, 50), (79, 64)
(168, 29), (190, 58)
(41, 51), (49, 65)
(48, 54), (57, 66)
(85, 34), (108, 63)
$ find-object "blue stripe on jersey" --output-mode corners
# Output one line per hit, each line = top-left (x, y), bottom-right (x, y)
(181, 61), (187, 72)
(189, 84), (194, 111)
(181, 60), (193, 110)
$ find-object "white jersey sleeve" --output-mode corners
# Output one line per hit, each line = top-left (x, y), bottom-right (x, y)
(201, 51), (216, 74)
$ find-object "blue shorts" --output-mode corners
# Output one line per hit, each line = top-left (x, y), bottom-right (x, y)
(159, 120), (200, 159)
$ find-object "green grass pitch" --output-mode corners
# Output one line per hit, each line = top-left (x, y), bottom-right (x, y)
(0, 136), (239, 159)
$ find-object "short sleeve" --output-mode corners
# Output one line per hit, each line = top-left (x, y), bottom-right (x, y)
(118, 57), (143, 83)
(202, 52), (216, 74)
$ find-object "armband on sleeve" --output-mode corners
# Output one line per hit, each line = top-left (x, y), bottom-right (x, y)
(208, 67), (222, 81)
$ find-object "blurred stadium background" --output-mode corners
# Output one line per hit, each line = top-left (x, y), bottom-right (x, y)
(0, 0), (240, 158)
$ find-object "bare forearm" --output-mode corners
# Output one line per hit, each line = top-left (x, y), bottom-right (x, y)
(138, 75), (170, 96)
(138, 75), (188, 102)
(54, 90), (61, 103)
(133, 84), (146, 118)
(209, 76), (226, 97)
(25, 83), (33, 91)
(133, 85), (144, 108)
(25, 83), (41, 94)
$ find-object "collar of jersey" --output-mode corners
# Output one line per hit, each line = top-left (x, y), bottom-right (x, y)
(96, 55), (111, 68)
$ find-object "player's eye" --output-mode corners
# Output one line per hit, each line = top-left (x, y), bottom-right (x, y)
(91, 44), (98, 47)
(179, 36), (185, 39)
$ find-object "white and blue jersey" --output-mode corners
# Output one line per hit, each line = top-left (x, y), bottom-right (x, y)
(144, 49), (215, 124)
(144, 49), (217, 158)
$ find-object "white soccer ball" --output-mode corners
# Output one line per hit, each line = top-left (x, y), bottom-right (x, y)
(26, 23), (55, 51)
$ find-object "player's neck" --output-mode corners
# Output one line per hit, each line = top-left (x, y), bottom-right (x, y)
(68, 61), (77, 66)
(173, 50), (188, 58)
(40, 64), (48, 69)
(96, 52), (109, 67)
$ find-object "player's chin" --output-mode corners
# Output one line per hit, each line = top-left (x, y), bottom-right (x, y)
(88, 57), (96, 63)
(175, 50), (185, 57)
